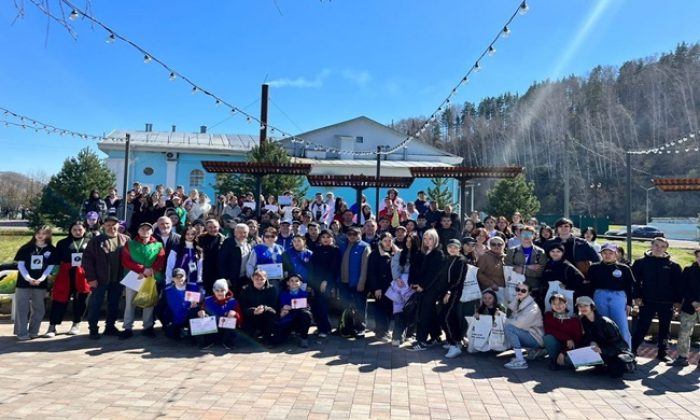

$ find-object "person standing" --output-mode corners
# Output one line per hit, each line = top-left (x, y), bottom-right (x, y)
(440, 239), (469, 359)
(505, 226), (547, 303)
(339, 226), (371, 337)
(218, 223), (252, 296)
(199, 219), (226, 294)
(247, 227), (285, 290)
(45, 221), (90, 337)
(13, 225), (56, 340)
(367, 232), (399, 340)
(630, 237), (682, 362)
(546, 218), (601, 280)
(120, 222), (166, 339)
(672, 249), (700, 367)
(476, 236), (507, 302)
(83, 215), (130, 339)
(310, 229), (341, 338)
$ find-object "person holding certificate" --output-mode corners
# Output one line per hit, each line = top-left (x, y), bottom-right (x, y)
(247, 227), (286, 290)
(197, 279), (240, 350)
(275, 275), (313, 347)
(576, 296), (635, 378)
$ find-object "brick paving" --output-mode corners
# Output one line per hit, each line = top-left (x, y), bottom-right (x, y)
(1, 319), (699, 419)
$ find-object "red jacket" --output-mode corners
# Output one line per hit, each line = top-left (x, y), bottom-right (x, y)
(121, 235), (166, 274)
(52, 262), (90, 303)
(543, 311), (583, 348)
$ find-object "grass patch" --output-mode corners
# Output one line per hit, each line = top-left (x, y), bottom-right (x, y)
(605, 239), (696, 267)
(0, 234), (67, 264)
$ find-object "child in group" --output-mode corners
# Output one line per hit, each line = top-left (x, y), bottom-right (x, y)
(197, 279), (240, 350)
(163, 268), (199, 341)
(13, 225), (56, 340)
(275, 275), (313, 348)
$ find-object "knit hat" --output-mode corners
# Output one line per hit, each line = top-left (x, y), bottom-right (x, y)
(446, 239), (461, 248)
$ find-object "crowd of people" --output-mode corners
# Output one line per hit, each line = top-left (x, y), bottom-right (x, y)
(11, 182), (700, 378)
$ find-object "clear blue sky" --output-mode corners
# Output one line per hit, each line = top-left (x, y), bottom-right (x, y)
(1, 0), (699, 176)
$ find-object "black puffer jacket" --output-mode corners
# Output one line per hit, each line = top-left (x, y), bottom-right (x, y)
(367, 245), (398, 293)
(631, 252), (682, 303)
(409, 248), (445, 293)
(238, 283), (278, 318)
(681, 262), (700, 315)
(581, 311), (630, 359)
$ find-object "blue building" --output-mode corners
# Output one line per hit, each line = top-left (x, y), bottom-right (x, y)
(99, 117), (463, 205)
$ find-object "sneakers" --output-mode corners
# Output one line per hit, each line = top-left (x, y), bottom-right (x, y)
(318, 332), (328, 339)
(504, 359), (529, 369)
(103, 326), (120, 337)
(445, 345), (462, 359)
(526, 348), (547, 361)
(391, 339), (401, 347)
(407, 342), (429, 352)
(222, 342), (233, 350)
(671, 356), (689, 367)
(442, 343), (452, 350)
(17, 335), (31, 341)
(44, 325), (57, 338)
(299, 338), (309, 348)
(67, 323), (81, 336)
(656, 351), (673, 364)
(29, 333), (41, 339)
(119, 329), (133, 340)
(142, 328), (156, 338)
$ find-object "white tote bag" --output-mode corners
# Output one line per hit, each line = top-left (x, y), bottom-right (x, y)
(503, 266), (525, 307)
(544, 281), (575, 314)
(488, 312), (509, 351)
(465, 315), (493, 353)
(460, 264), (481, 303)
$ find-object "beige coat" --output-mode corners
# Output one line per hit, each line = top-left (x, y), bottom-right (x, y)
(476, 250), (505, 290)
(507, 295), (544, 346)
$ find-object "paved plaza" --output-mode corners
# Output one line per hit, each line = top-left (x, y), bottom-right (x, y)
(0, 319), (699, 420)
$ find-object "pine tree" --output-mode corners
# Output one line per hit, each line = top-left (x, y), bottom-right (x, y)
(215, 141), (307, 198)
(32, 147), (116, 229)
(486, 174), (540, 219)
(427, 177), (456, 209)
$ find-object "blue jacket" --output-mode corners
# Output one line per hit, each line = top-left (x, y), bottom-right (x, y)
(203, 293), (239, 319)
(343, 240), (371, 289)
(276, 234), (294, 252)
(278, 289), (310, 325)
(165, 285), (191, 326)
(253, 243), (285, 265)
(283, 248), (313, 283)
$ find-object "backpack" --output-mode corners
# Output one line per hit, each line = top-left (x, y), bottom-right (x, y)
(338, 305), (360, 338)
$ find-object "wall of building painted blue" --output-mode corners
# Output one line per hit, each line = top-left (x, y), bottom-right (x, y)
(130, 151), (167, 189)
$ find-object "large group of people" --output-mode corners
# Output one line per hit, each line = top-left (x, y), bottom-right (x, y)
(11, 183), (700, 378)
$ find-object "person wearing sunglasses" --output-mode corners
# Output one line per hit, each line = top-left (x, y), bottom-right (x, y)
(504, 282), (545, 369)
(476, 236), (507, 303)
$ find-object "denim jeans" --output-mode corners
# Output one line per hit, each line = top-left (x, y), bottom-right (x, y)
(87, 281), (123, 332)
(504, 323), (539, 350)
(594, 289), (631, 348)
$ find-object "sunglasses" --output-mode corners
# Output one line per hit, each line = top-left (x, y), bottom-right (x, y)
(489, 243), (504, 247)
(264, 235), (277, 239)
(515, 288), (529, 293)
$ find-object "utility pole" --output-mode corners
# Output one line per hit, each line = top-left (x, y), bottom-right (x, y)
(563, 139), (570, 219)
(121, 133), (130, 221)
(375, 145), (381, 214)
(256, 83), (269, 219)
(626, 152), (632, 259)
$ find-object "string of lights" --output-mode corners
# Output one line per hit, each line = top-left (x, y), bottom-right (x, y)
(0, 106), (123, 141)
(628, 130), (699, 155)
(53, 0), (528, 157)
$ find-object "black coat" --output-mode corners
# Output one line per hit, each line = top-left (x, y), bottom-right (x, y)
(238, 283), (278, 318)
(199, 233), (225, 289)
(367, 246), (396, 293)
(409, 248), (445, 294)
(631, 252), (683, 303)
(681, 262), (700, 315)
(310, 245), (341, 290)
(581, 311), (630, 360)
(442, 254), (468, 297)
(541, 260), (586, 299)
(218, 236), (245, 282)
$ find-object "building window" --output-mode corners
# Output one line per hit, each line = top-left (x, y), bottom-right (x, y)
(143, 167), (154, 176)
(355, 136), (364, 143)
(190, 169), (204, 188)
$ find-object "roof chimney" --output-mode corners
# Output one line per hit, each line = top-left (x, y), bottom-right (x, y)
(171, 125), (176, 132)
(145, 123), (153, 132)
(200, 125), (207, 134)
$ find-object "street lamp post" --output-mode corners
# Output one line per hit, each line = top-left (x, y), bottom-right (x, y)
(645, 186), (656, 225)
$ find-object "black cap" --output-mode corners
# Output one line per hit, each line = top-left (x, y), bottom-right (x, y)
(192, 219), (205, 227)
(461, 236), (476, 245)
(447, 239), (461, 248)
(548, 242), (565, 253)
(138, 222), (153, 229)
(554, 218), (574, 229)
(103, 215), (120, 224)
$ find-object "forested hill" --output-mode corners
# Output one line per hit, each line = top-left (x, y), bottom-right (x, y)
(395, 42), (700, 223)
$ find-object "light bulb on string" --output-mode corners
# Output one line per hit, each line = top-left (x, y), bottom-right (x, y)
(230, 108), (237, 114)
(69, 9), (79, 21)
(246, 116), (252, 124)
(143, 54), (152, 64)
(488, 46), (496, 56)
(502, 26), (511, 38)
(106, 33), (116, 44)
(473, 62), (481, 72)
(215, 99), (221, 107)
(191, 86), (198, 94)
(168, 72), (177, 81)
(519, 1), (529, 15)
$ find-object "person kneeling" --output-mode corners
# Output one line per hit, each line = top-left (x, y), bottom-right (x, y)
(239, 270), (278, 346)
(275, 275), (313, 348)
(504, 282), (545, 369)
(197, 279), (240, 350)
(543, 293), (582, 370)
(576, 296), (635, 378)
(163, 268), (199, 342)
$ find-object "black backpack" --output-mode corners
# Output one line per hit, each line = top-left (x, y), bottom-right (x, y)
(338, 305), (360, 338)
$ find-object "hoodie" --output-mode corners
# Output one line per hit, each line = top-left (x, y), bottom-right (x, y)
(631, 251), (682, 303)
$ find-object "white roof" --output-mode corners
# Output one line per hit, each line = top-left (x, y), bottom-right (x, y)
(99, 130), (258, 153)
(290, 158), (453, 168)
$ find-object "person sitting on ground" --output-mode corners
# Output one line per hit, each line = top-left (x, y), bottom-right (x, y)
(238, 270), (278, 346)
(474, 289), (506, 319)
(163, 268), (198, 341)
(543, 293), (582, 370)
(275, 275), (313, 348)
(576, 296), (635, 378)
(197, 279), (240, 350)
(504, 282), (545, 370)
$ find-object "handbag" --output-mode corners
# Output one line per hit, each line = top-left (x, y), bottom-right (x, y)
(133, 276), (159, 308)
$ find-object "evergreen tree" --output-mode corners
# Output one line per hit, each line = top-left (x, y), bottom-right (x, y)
(486, 175), (540, 219)
(32, 147), (116, 230)
(427, 178), (456, 209)
(215, 141), (307, 198)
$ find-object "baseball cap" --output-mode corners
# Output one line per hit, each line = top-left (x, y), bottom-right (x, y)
(575, 296), (595, 307)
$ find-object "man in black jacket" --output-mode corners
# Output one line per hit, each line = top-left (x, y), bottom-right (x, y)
(630, 237), (683, 362)
(671, 249), (700, 367)
(199, 219), (225, 294)
(218, 223), (252, 296)
(238, 270), (278, 345)
(311, 229), (341, 337)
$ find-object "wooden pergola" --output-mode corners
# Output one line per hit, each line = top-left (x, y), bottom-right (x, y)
(409, 166), (523, 221)
(654, 178), (700, 192)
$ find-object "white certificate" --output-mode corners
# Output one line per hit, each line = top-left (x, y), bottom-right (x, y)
(291, 297), (308, 309)
(278, 195), (293, 206)
(242, 202), (256, 210)
(218, 317), (237, 330)
(184, 291), (201, 303)
(189, 316), (218, 336)
(257, 263), (283, 279)
(120, 271), (143, 292)
(567, 346), (604, 368)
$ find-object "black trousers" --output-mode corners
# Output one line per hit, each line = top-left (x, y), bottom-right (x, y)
(440, 294), (462, 345)
(631, 301), (673, 353)
(274, 310), (312, 344)
(50, 273), (88, 325)
(372, 294), (393, 335)
(242, 310), (277, 342)
(416, 292), (441, 344)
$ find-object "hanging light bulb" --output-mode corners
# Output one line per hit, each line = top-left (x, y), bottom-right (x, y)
(488, 46), (496, 56)
(519, 1), (529, 15)
(462, 76), (470, 84)
(230, 108), (237, 114)
(169, 72), (177, 81)
(143, 54), (152, 64)
(69, 9), (79, 21)
(260, 124), (266, 130)
(191, 86), (198, 94)
(215, 99), (221, 107)
(106, 33), (116, 44)
(502, 26), (511, 38)
(246, 116), (252, 124)
(473, 61), (481, 72)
